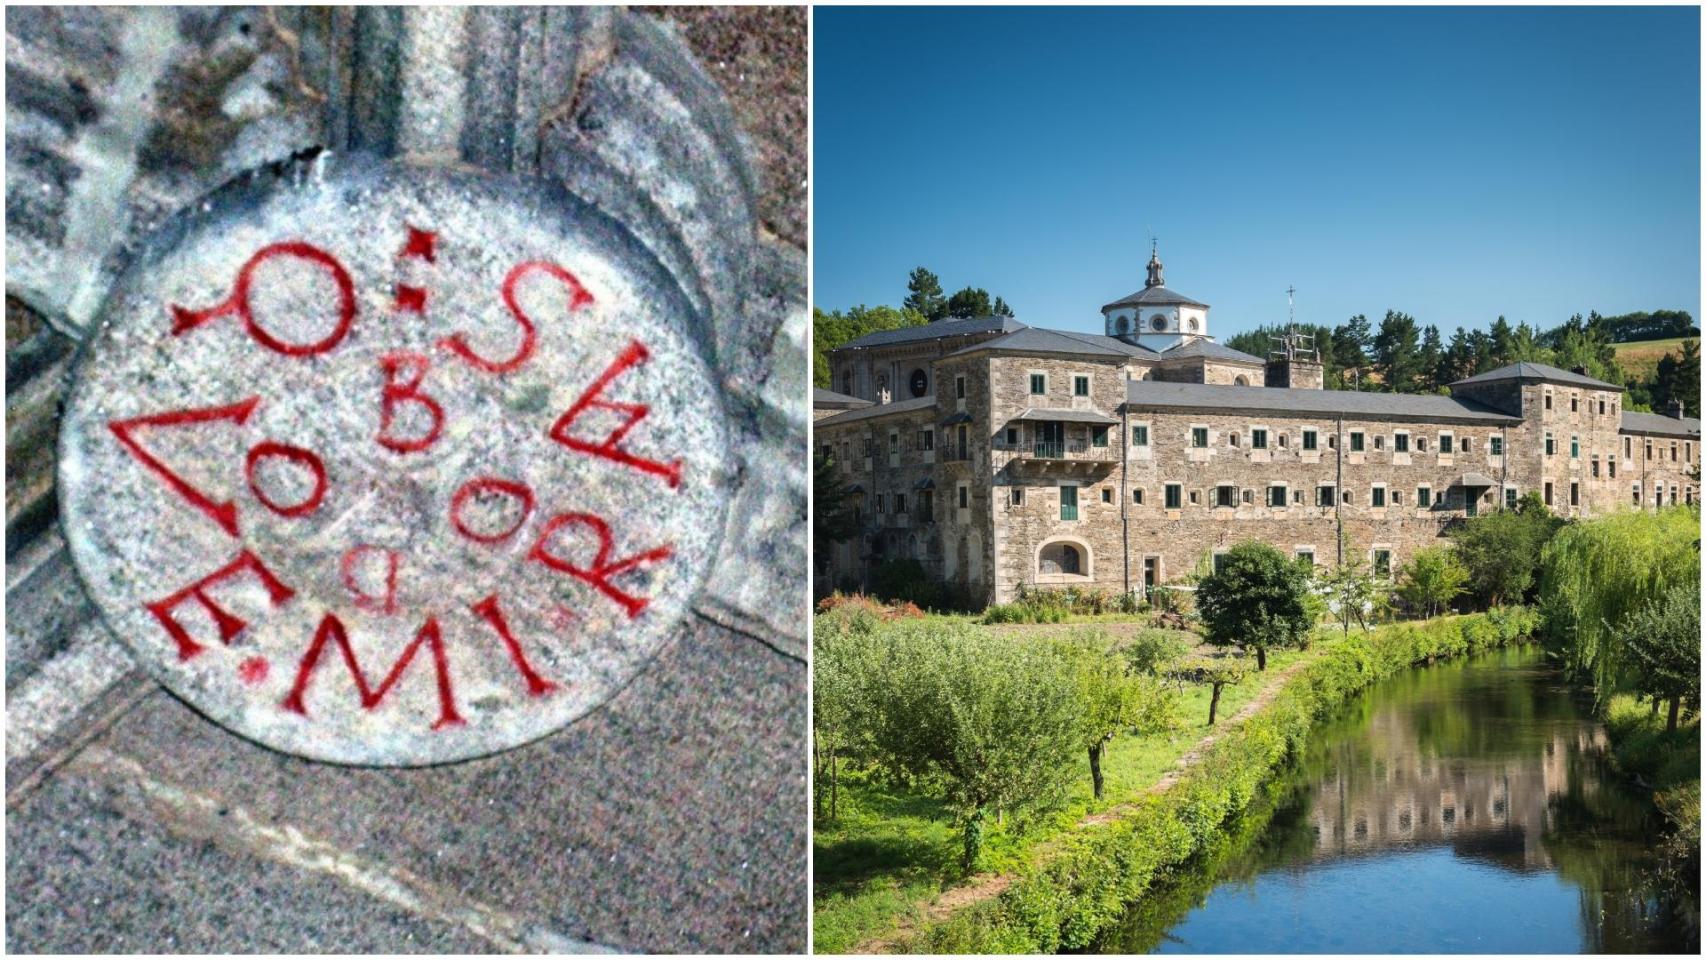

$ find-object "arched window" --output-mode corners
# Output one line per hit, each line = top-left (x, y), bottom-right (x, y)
(1234, 375), (1249, 386)
(1039, 541), (1084, 576)
(1114, 316), (1129, 335)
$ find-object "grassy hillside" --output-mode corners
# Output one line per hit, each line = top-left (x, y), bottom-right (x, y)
(1613, 336), (1695, 382)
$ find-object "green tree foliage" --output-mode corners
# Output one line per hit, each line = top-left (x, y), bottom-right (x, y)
(812, 609), (879, 819)
(812, 451), (859, 549)
(1652, 338), (1700, 418)
(1372, 310), (1422, 392)
(1619, 580), (1702, 731)
(1058, 631), (1176, 798)
(1539, 506), (1701, 706)
(1448, 492), (1563, 608)
(1195, 542), (1315, 670)
(1417, 324), (1444, 392)
(1320, 551), (1386, 636)
(904, 266), (947, 321)
(946, 286), (995, 319)
(856, 623), (1083, 873)
(1549, 313), (1625, 385)
(1395, 546), (1469, 618)
(1332, 314), (1371, 387)
(991, 296), (1014, 318)
(811, 304), (927, 388)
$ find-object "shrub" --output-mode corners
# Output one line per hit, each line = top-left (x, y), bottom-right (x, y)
(1448, 493), (1564, 608)
(1395, 546), (1469, 618)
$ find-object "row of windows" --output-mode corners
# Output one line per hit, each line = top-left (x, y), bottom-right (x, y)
(1542, 389), (1614, 417)
(1135, 425), (1500, 456)
(1012, 482), (1509, 519)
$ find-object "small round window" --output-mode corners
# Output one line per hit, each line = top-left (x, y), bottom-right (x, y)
(1151, 314), (1168, 331)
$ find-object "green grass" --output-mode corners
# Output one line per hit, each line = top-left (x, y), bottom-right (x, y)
(810, 633), (1310, 954)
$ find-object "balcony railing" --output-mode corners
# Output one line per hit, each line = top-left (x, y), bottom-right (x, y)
(1009, 439), (1117, 463)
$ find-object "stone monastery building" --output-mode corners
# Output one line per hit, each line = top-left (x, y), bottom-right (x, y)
(813, 249), (1701, 606)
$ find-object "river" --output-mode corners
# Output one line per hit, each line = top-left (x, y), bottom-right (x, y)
(1095, 646), (1699, 954)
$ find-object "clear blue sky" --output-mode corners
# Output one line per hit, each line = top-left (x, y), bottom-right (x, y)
(813, 5), (1701, 339)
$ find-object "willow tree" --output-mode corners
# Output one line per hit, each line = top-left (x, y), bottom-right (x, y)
(1621, 581), (1701, 731)
(1539, 507), (1701, 706)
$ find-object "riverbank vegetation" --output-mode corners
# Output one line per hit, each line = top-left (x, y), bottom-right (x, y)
(812, 587), (1542, 952)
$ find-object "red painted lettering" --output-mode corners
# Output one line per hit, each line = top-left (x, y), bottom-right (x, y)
(400, 226), (438, 263)
(340, 545), (400, 615)
(393, 285), (428, 314)
(547, 340), (682, 488)
(376, 351), (445, 453)
(529, 512), (672, 619)
(109, 396), (261, 537)
(470, 595), (560, 697)
(146, 550), (295, 660)
(245, 441), (328, 517)
(170, 241), (355, 357)
(282, 612), (463, 730)
(441, 260), (589, 374)
(448, 476), (535, 544)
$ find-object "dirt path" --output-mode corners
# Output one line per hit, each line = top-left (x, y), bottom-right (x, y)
(849, 657), (1310, 954)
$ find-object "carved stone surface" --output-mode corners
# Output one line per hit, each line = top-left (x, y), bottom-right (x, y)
(59, 155), (730, 765)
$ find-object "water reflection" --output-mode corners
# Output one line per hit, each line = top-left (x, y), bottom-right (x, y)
(1092, 648), (1698, 954)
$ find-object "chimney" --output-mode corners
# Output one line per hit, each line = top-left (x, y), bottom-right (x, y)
(1572, 365), (1590, 377)
(1666, 398), (1685, 419)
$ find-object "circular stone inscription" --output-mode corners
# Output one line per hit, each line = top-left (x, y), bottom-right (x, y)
(59, 155), (729, 765)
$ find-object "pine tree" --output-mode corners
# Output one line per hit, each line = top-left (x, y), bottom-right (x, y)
(904, 267), (947, 321)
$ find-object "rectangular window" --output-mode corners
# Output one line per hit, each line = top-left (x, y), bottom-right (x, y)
(1132, 425), (1149, 446)
(1545, 393), (1553, 410)
(958, 485), (969, 509)
(1011, 488), (1023, 506)
(1571, 436), (1580, 459)
(1371, 486), (1387, 508)
(1215, 485), (1236, 508)
(1073, 375), (1090, 397)
(1544, 481), (1554, 506)
(1571, 394), (1579, 412)
(1393, 433), (1409, 453)
(875, 494), (884, 513)
(1374, 435), (1385, 451)
(1545, 432), (1555, 456)
(1610, 459), (1617, 478)
(1251, 428), (1268, 449)
(1029, 373), (1045, 395)
(1505, 487), (1518, 509)
(1671, 442), (1679, 462)
(1670, 485), (1678, 505)
(1101, 488), (1112, 504)
(1688, 442), (1694, 462)
(1417, 486), (1432, 507)
(1646, 440), (1653, 460)
(957, 425), (969, 459)
(1624, 437), (1632, 459)
(1212, 553), (1228, 575)
(1133, 488), (1145, 505)
(888, 432), (898, 453)
(1317, 485), (1335, 507)
(1165, 483), (1182, 509)
(1005, 427), (1018, 446)
(1466, 492), (1478, 518)
(1268, 485), (1286, 507)
(1591, 457), (1600, 478)
(1490, 435), (1503, 456)
(1060, 485), (1078, 521)
(1191, 427), (1209, 448)
(1296, 549), (1315, 566)
(1302, 429), (1318, 451)
(955, 375), (966, 399)
(1459, 437), (1469, 454)
(921, 430), (934, 451)
(1417, 436), (1428, 452)
(1092, 426), (1109, 448)
(895, 493), (906, 514)
(922, 490), (933, 520)
(1570, 482), (1580, 507)
(1633, 484), (1642, 506)
(1350, 431), (1365, 452)
(1373, 550), (1392, 578)
(1438, 432), (1452, 453)
(1598, 398), (1606, 415)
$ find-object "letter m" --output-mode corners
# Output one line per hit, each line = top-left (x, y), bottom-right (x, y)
(281, 613), (464, 730)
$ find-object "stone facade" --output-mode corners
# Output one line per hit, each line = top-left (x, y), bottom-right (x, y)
(816, 338), (1700, 607)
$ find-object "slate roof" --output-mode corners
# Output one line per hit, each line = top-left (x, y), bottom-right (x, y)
(1156, 338), (1265, 365)
(1010, 407), (1120, 425)
(836, 316), (1026, 350)
(812, 387), (871, 410)
(812, 395), (936, 428)
(1100, 285), (1210, 311)
(1620, 410), (1702, 439)
(1123, 380), (1522, 424)
(1449, 361), (1621, 391)
(944, 326), (1159, 359)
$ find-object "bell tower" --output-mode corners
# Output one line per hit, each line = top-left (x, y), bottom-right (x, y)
(1101, 242), (1211, 351)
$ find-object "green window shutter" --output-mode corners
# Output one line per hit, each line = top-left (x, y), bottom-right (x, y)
(1030, 374), (1045, 394)
(1133, 425), (1149, 446)
(1060, 485), (1078, 521)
